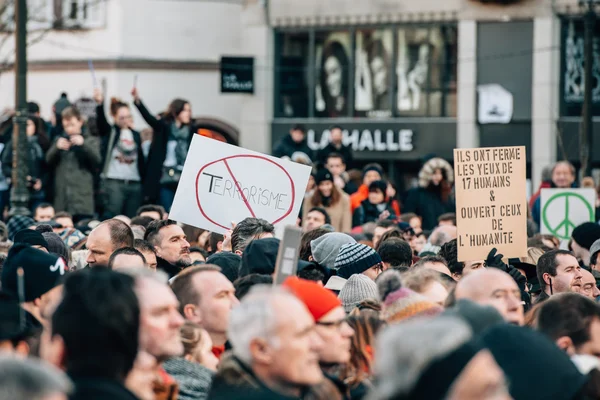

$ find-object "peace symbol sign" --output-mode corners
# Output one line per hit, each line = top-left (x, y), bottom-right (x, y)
(542, 192), (594, 240)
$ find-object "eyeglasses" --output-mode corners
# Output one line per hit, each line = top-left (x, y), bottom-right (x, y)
(316, 318), (349, 330)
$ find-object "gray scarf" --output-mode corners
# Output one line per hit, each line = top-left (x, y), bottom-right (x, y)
(169, 123), (190, 167)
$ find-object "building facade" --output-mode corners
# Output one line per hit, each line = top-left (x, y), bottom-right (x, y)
(269, 0), (591, 191)
(0, 0), (597, 192)
(0, 0), (260, 146)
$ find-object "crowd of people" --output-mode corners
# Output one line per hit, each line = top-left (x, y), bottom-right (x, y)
(0, 87), (198, 220)
(3, 96), (600, 399)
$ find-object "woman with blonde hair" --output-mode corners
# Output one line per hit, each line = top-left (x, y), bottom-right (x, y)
(163, 322), (218, 400)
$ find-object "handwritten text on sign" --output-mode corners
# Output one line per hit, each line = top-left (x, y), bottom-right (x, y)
(169, 135), (311, 234)
(454, 146), (527, 262)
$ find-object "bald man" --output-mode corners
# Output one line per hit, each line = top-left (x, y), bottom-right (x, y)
(455, 269), (524, 325)
(429, 225), (457, 248)
(580, 269), (600, 301)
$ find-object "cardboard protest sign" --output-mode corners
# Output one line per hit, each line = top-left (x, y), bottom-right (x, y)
(170, 135), (311, 234)
(273, 225), (303, 285)
(540, 188), (596, 240)
(454, 146), (527, 262)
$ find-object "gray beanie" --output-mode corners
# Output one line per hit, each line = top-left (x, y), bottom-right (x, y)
(310, 232), (356, 270)
(590, 238), (600, 263)
(338, 274), (378, 313)
(36, 225), (70, 262)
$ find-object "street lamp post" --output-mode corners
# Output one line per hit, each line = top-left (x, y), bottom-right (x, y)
(10, 0), (30, 217)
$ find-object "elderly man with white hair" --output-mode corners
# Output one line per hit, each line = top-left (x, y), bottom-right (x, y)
(0, 356), (71, 400)
(208, 286), (325, 399)
(370, 316), (510, 400)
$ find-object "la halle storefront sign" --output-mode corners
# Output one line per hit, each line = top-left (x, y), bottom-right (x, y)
(271, 121), (456, 160)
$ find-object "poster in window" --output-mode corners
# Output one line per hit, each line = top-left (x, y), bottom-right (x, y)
(396, 28), (445, 117)
(315, 32), (351, 117)
(563, 19), (600, 105)
(355, 29), (393, 118)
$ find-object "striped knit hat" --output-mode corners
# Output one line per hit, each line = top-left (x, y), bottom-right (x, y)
(334, 243), (382, 279)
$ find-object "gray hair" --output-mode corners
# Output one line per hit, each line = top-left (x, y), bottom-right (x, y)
(121, 267), (169, 285)
(228, 285), (298, 365)
(0, 356), (72, 400)
(369, 316), (473, 400)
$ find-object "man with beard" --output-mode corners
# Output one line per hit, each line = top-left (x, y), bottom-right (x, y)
(537, 249), (583, 304)
(145, 220), (192, 278)
(129, 268), (185, 400)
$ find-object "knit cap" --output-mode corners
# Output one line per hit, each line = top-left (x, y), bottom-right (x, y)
(310, 232), (356, 270)
(590, 238), (600, 262)
(36, 225), (70, 262)
(572, 222), (600, 251)
(1, 243), (67, 302)
(338, 274), (378, 313)
(7, 215), (35, 241)
(315, 169), (333, 185)
(377, 270), (442, 323)
(206, 252), (241, 283)
(283, 276), (342, 322)
(334, 243), (382, 279)
(13, 229), (48, 250)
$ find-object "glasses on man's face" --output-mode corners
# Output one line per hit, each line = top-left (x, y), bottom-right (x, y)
(316, 318), (349, 331)
(118, 115), (133, 121)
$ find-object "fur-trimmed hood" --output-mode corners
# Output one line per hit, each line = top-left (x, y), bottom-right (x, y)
(418, 157), (454, 188)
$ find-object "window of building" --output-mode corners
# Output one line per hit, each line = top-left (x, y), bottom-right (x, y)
(0, 0), (53, 31)
(274, 24), (458, 120)
(0, 0), (105, 31)
(396, 25), (457, 118)
(315, 30), (351, 118)
(275, 32), (309, 118)
(560, 17), (600, 117)
(355, 28), (393, 118)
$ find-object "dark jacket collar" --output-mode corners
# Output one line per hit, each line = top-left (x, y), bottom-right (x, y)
(156, 257), (182, 279)
(68, 376), (139, 400)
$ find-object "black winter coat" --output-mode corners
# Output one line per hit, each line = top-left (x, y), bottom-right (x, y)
(1, 137), (47, 186)
(68, 377), (139, 400)
(352, 199), (396, 227)
(95, 104), (146, 180)
(403, 187), (455, 231)
(134, 100), (197, 203)
(273, 134), (314, 160)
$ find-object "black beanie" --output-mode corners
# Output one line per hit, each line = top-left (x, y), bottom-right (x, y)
(1, 244), (67, 302)
(571, 222), (600, 251)
(368, 180), (387, 194)
(239, 238), (280, 277)
(315, 169), (334, 185)
(206, 252), (241, 283)
(13, 229), (48, 250)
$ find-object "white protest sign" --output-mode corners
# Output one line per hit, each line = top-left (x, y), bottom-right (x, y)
(170, 135), (311, 234)
(540, 188), (596, 240)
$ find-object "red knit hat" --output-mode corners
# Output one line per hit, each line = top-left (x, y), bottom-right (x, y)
(283, 277), (342, 322)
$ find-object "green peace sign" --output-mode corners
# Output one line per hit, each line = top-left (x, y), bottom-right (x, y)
(542, 192), (594, 240)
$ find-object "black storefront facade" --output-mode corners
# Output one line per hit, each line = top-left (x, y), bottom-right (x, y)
(271, 23), (459, 191)
(558, 16), (600, 167)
